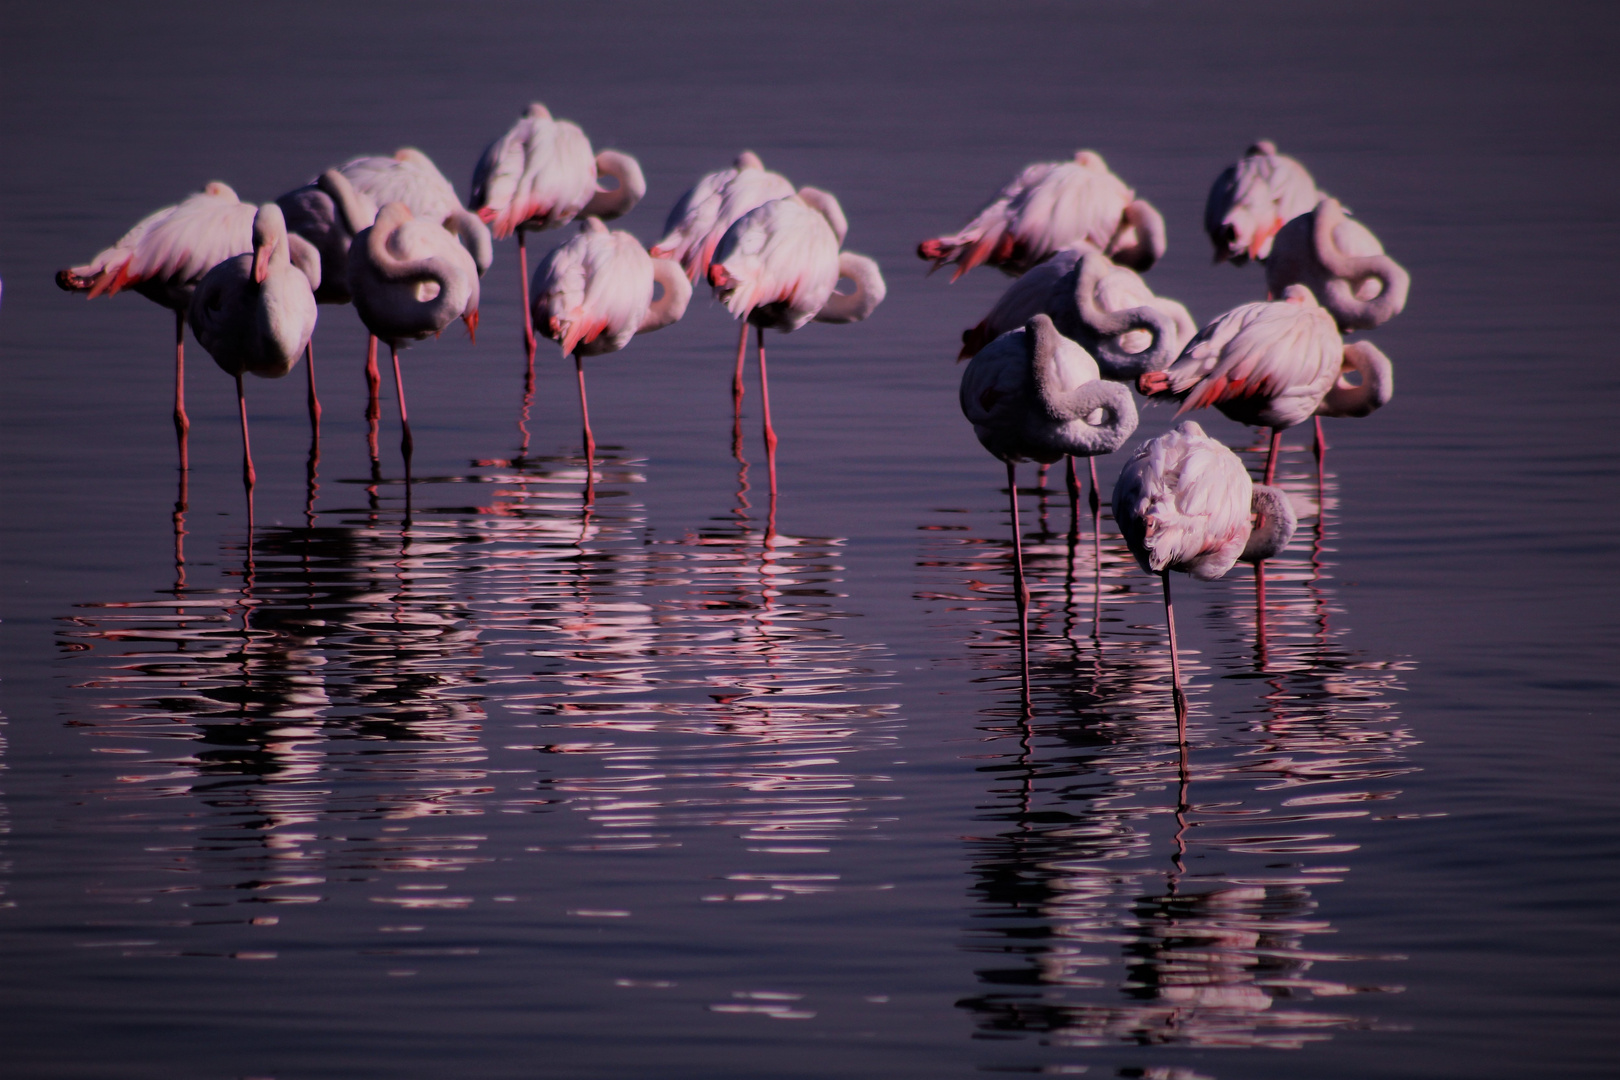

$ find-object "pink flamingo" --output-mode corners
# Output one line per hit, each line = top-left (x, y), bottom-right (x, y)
(707, 189), (886, 494)
(469, 103), (645, 366)
(919, 151), (1166, 280)
(56, 182), (259, 470)
(651, 151), (796, 418)
(1137, 287), (1394, 485)
(346, 202), (481, 466)
(338, 149), (492, 413)
(1111, 420), (1297, 727)
(1264, 197), (1410, 331)
(1204, 140), (1320, 265)
(530, 217), (692, 503)
(187, 204), (319, 520)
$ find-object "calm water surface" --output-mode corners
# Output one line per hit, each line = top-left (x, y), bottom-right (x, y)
(3, 3), (1618, 1077)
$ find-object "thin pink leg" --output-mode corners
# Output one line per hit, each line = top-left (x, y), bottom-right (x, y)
(1264, 428), (1283, 485)
(1314, 415), (1327, 501)
(392, 346), (413, 460)
(305, 340), (321, 427)
(1162, 571), (1187, 736)
(364, 335), (380, 419)
(1006, 459), (1031, 708)
(575, 354), (596, 505)
(732, 321), (749, 459)
(235, 372), (256, 534)
(174, 309), (190, 472)
(519, 231), (536, 377)
(757, 326), (778, 496)
(1088, 456), (1102, 568)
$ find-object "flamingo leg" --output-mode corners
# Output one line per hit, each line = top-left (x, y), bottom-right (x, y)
(519, 230), (537, 373)
(1314, 415), (1327, 503)
(173, 467), (188, 593)
(1264, 428), (1283, 485)
(575, 354), (596, 506)
(757, 326), (778, 496)
(173, 309), (190, 472)
(731, 321), (749, 460)
(1006, 459), (1031, 708)
(305, 340), (321, 427)
(392, 345), (413, 460)
(1162, 571), (1187, 736)
(1088, 456), (1103, 631)
(235, 371), (255, 534)
(1065, 456), (1081, 539)
(1254, 562), (1268, 670)
(364, 335), (380, 419)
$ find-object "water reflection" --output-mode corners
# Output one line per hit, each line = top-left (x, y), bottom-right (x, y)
(58, 447), (897, 951)
(922, 446), (1415, 1053)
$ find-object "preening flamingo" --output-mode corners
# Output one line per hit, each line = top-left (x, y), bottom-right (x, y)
(707, 189), (886, 493)
(339, 149), (492, 410)
(346, 202), (481, 465)
(919, 151), (1166, 280)
(1264, 197), (1410, 331)
(56, 181), (259, 470)
(275, 168), (379, 424)
(1137, 287), (1394, 484)
(1204, 140), (1320, 265)
(530, 217), (692, 502)
(1111, 420), (1297, 725)
(186, 203), (319, 519)
(470, 103), (645, 363)
(960, 314), (1139, 692)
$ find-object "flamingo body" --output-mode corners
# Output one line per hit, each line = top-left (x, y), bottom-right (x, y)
(188, 204), (318, 380)
(1204, 140), (1320, 265)
(276, 169), (378, 305)
(470, 103), (645, 240)
(532, 218), (692, 358)
(1264, 198), (1410, 331)
(651, 151), (796, 285)
(339, 149), (492, 276)
(1112, 421), (1261, 581)
(920, 151), (1167, 280)
(348, 203), (481, 348)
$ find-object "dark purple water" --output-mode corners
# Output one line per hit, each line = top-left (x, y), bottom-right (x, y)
(3, 2), (1618, 1077)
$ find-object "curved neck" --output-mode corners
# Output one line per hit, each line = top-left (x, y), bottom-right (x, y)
(1313, 198), (1410, 329)
(813, 252), (886, 324)
(639, 256), (693, 334)
(316, 168), (377, 235)
(1316, 340), (1394, 418)
(444, 208), (492, 276)
(251, 205), (290, 284)
(367, 205), (451, 290)
(795, 186), (848, 246)
(1072, 252), (1176, 379)
(1240, 484), (1297, 563)
(1105, 199), (1166, 272)
(582, 150), (646, 220)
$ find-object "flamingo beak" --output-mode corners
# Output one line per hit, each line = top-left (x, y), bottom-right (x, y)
(464, 308), (479, 343)
(252, 242), (273, 285)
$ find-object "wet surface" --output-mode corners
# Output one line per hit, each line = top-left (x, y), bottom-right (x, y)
(3, 2), (1619, 1078)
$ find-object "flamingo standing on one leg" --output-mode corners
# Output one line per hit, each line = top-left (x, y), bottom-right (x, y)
(1204, 140), (1320, 265)
(346, 202), (481, 473)
(707, 189), (886, 495)
(919, 151), (1167, 281)
(276, 168), (379, 429)
(1111, 420), (1297, 729)
(469, 103), (645, 370)
(960, 314), (1140, 702)
(958, 248), (1195, 548)
(530, 217), (692, 504)
(650, 151), (795, 430)
(187, 204), (319, 526)
(338, 149), (492, 432)
(56, 182), (259, 471)
(1137, 286), (1394, 487)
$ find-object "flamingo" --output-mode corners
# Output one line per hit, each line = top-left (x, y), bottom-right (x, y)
(707, 189), (886, 493)
(469, 103), (645, 364)
(1111, 420), (1298, 726)
(530, 217), (692, 503)
(186, 203), (319, 521)
(1137, 287), (1394, 485)
(275, 168), (379, 425)
(1264, 197), (1410, 331)
(960, 314), (1139, 694)
(338, 149), (492, 411)
(651, 151), (797, 417)
(56, 182), (259, 470)
(1204, 140), (1320, 265)
(346, 202), (481, 466)
(918, 151), (1166, 281)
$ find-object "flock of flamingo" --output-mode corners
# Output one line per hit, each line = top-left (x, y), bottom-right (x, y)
(54, 103), (1410, 724)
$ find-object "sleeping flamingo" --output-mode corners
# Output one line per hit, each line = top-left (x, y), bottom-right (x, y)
(1204, 140), (1320, 265)
(1264, 197), (1410, 331)
(1111, 420), (1297, 727)
(56, 181), (259, 470)
(186, 203), (319, 521)
(707, 189), (886, 493)
(339, 149), (492, 410)
(919, 151), (1166, 280)
(530, 217), (692, 503)
(346, 202), (481, 467)
(470, 103), (645, 365)
(960, 314), (1139, 691)
(275, 168), (379, 424)
(651, 151), (796, 416)
(1137, 287), (1394, 484)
